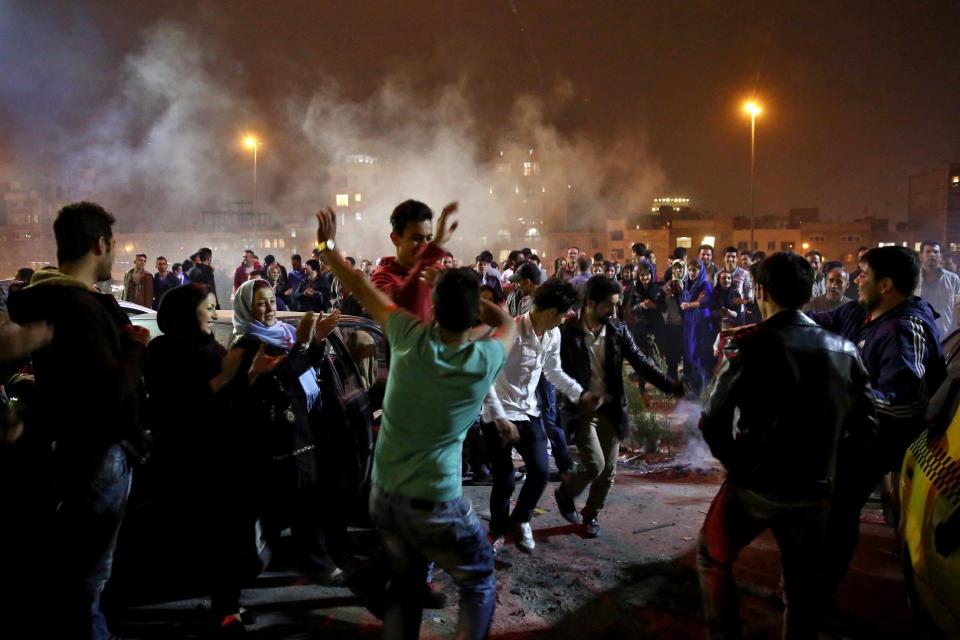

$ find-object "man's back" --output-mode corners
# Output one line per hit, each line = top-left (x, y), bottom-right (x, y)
(372, 311), (506, 503)
(702, 311), (875, 497)
(8, 271), (144, 459)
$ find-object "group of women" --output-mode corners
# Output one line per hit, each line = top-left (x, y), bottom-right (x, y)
(142, 280), (347, 632)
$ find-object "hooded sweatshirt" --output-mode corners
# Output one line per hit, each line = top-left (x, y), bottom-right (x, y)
(809, 297), (946, 469)
(8, 270), (145, 465)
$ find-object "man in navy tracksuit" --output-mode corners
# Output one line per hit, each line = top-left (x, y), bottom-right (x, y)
(807, 245), (946, 597)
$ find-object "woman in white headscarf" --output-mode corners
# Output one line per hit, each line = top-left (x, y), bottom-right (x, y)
(223, 279), (343, 627)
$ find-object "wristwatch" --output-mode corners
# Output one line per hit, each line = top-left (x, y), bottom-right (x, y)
(316, 239), (336, 252)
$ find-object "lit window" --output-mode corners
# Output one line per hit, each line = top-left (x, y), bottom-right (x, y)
(336, 194), (349, 207)
(702, 236), (716, 247)
(523, 162), (533, 176)
(952, 175), (959, 189)
(527, 227), (539, 237)
(355, 193), (362, 202)
(355, 211), (362, 221)
(677, 236), (692, 248)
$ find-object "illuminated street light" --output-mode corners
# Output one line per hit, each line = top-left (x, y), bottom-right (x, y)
(243, 135), (259, 212)
(742, 100), (763, 250)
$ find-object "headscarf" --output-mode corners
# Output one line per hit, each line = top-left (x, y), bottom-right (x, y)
(233, 279), (297, 349)
(682, 259), (712, 303)
(232, 278), (320, 412)
(157, 283), (216, 346)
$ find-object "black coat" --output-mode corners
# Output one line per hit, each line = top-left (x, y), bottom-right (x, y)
(701, 311), (878, 498)
(230, 335), (326, 491)
(558, 315), (680, 439)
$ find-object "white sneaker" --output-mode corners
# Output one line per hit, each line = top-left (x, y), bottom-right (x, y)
(512, 521), (535, 553)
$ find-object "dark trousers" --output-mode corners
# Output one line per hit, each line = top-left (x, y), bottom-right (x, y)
(661, 324), (683, 381)
(821, 454), (882, 597)
(481, 416), (549, 537)
(535, 374), (572, 474)
(462, 417), (491, 477)
(697, 481), (829, 640)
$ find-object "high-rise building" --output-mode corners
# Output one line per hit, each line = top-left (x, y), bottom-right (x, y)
(908, 163), (960, 249)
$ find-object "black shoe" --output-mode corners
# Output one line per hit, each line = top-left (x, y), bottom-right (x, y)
(554, 485), (580, 524)
(548, 471), (564, 482)
(423, 583), (448, 609)
(582, 513), (600, 538)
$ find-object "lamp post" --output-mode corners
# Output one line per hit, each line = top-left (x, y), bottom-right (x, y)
(743, 101), (762, 251)
(243, 135), (259, 213)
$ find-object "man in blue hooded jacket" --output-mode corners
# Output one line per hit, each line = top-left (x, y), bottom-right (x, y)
(807, 245), (946, 597)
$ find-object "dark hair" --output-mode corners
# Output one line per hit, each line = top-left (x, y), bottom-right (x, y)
(507, 250), (521, 263)
(593, 252), (604, 262)
(752, 251), (767, 262)
(433, 267), (480, 331)
(189, 252), (199, 262)
(861, 246), (920, 297)
(527, 253), (540, 264)
(567, 245), (580, 252)
(636, 263), (652, 275)
(53, 202), (115, 264)
(602, 260), (614, 270)
(920, 240), (942, 253)
(753, 252), (814, 309)
(479, 250), (494, 263)
(157, 283), (214, 342)
(631, 242), (646, 255)
(156, 255), (167, 263)
(554, 257), (566, 274)
(739, 249), (753, 258)
(723, 246), (738, 256)
(15, 267), (34, 282)
(198, 247), (212, 262)
(291, 253), (302, 262)
(822, 260), (843, 273)
(390, 199), (433, 235)
(264, 254), (276, 265)
(804, 250), (822, 260)
(644, 249), (656, 259)
(181, 259), (194, 273)
(306, 259), (321, 272)
(672, 247), (688, 260)
(520, 247), (532, 258)
(172, 263), (182, 274)
(698, 244), (714, 253)
(576, 255), (592, 273)
(135, 253), (147, 260)
(533, 278), (578, 314)
(584, 274), (622, 306)
(345, 256), (356, 267)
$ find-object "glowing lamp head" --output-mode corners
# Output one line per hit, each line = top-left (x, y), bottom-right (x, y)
(243, 135), (258, 150)
(743, 101), (763, 117)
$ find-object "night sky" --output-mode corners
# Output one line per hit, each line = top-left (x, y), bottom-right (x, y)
(2, 0), (959, 222)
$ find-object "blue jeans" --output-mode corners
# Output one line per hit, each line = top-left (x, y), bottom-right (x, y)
(55, 444), (132, 640)
(481, 416), (549, 536)
(535, 374), (572, 474)
(370, 486), (495, 640)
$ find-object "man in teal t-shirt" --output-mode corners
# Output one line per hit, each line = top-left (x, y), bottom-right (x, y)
(315, 205), (515, 640)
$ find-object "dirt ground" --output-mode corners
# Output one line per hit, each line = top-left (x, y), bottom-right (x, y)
(115, 456), (914, 639)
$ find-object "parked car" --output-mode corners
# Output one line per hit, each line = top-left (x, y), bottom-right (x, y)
(109, 310), (388, 604)
(899, 328), (960, 635)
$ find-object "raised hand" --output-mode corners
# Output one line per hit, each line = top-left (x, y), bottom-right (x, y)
(432, 201), (459, 246)
(296, 311), (317, 345)
(314, 309), (340, 342)
(316, 207), (337, 246)
(248, 344), (286, 383)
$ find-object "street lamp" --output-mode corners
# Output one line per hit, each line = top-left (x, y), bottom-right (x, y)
(243, 135), (259, 213)
(742, 101), (762, 251)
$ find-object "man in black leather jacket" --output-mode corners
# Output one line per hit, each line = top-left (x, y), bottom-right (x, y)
(697, 252), (878, 640)
(553, 275), (683, 537)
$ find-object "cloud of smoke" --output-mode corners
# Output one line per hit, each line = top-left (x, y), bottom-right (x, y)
(672, 399), (721, 472)
(4, 17), (667, 267)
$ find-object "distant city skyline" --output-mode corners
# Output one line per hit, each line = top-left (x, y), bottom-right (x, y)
(2, 1), (959, 224)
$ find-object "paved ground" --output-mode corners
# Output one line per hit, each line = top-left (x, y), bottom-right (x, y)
(112, 463), (914, 639)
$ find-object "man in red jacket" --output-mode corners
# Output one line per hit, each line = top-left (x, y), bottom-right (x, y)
(232, 249), (261, 293)
(370, 199), (457, 323)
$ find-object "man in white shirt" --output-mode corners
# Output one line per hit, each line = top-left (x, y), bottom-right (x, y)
(483, 279), (604, 553)
(918, 239), (960, 337)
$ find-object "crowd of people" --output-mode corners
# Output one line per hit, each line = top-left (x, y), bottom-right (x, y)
(0, 198), (952, 639)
